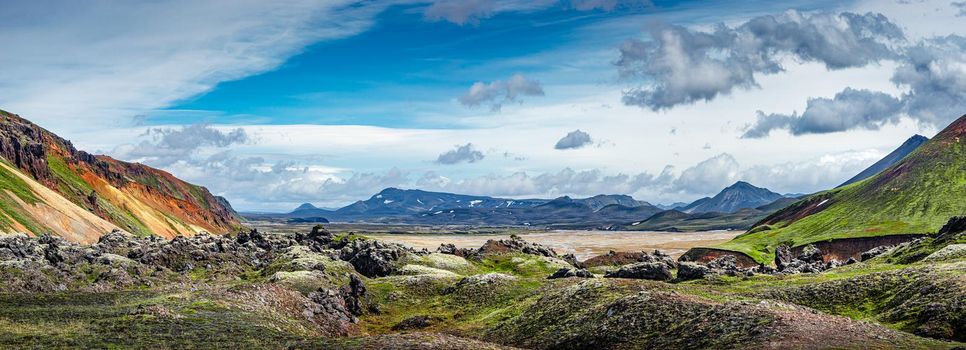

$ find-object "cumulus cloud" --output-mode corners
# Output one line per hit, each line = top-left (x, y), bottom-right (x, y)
(459, 74), (545, 111)
(424, 0), (497, 25)
(554, 130), (593, 149)
(113, 124), (249, 166)
(892, 35), (966, 126)
(745, 35), (966, 137)
(672, 153), (740, 194)
(436, 143), (486, 164)
(618, 11), (903, 110)
(742, 88), (904, 138)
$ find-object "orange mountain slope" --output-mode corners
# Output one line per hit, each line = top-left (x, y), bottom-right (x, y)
(0, 109), (242, 242)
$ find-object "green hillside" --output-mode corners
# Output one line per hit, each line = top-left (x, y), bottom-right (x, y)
(715, 115), (966, 263)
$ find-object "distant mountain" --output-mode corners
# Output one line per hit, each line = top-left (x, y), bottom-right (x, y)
(625, 197), (797, 232)
(838, 134), (929, 187)
(680, 181), (784, 214)
(334, 188), (547, 218)
(655, 202), (688, 210)
(540, 194), (648, 211)
(293, 203), (319, 211)
(0, 110), (241, 243)
(718, 114), (966, 263)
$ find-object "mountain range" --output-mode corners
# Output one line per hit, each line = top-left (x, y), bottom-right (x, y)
(247, 182), (797, 230)
(0, 110), (241, 243)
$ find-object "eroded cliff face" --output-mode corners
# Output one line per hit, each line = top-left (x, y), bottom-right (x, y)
(0, 109), (241, 241)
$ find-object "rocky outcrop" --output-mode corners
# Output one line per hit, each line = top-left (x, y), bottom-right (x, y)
(675, 262), (710, 281)
(547, 268), (594, 279)
(0, 225), (393, 292)
(339, 239), (412, 277)
(437, 235), (559, 262)
(583, 250), (677, 269)
(476, 235), (557, 258)
(604, 262), (673, 281)
(678, 248), (759, 268)
(938, 216), (966, 235)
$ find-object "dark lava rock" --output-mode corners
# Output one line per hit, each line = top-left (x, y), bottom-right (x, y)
(437, 243), (476, 258)
(774, 245), (792, 271)
(390, 315), (438, 331)
(309, 287), (358, 325)
(798, 244), (824, 263)
(938, 216), (966, 236)
(340, 239), (411, 277)
(341, 274), (369, 317)
(561, 253), (586, 269)
(306, 224), (334, 247)
(676, 262), (710, 281)
(547, 268), (594, 279)
(604, 262), (673, 281)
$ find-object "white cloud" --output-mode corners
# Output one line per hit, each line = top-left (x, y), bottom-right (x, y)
(459, 74), (545, 111)
(436, 143), (486, 164)
(0, 0), (383, 134)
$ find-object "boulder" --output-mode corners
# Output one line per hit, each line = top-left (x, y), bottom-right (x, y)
(547, 268), (594, 279)
(676, 262), (710, 281)
(604, 262), (673, 281)
(798, 244), (824, 263)
(774, 245), (792, 271)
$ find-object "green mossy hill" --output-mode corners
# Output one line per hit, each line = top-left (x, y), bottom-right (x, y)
(716, 114), (966, 263)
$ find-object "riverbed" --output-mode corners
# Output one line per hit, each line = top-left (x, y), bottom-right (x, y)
(364, 230), (741, 260)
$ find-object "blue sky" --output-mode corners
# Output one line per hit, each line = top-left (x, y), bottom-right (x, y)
(0, 0), (964, 211)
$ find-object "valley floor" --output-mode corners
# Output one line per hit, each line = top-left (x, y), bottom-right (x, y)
(0, 227), (963, 349)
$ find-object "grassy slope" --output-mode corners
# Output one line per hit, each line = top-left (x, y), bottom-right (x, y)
(0, 159), (45, 233)
(714, 116), (966, 263)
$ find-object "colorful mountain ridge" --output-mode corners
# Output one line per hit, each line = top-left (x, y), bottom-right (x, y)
(0, 110), (242, 243)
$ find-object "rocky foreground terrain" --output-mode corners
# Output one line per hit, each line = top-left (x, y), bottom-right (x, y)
(0, 221), (964, 349)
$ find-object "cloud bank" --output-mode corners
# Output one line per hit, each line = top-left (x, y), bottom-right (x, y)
(745, 35), (966, 137)
(617, 11), (903, 111)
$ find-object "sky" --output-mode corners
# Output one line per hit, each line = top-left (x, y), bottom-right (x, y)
(0, 0), (964, 212)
